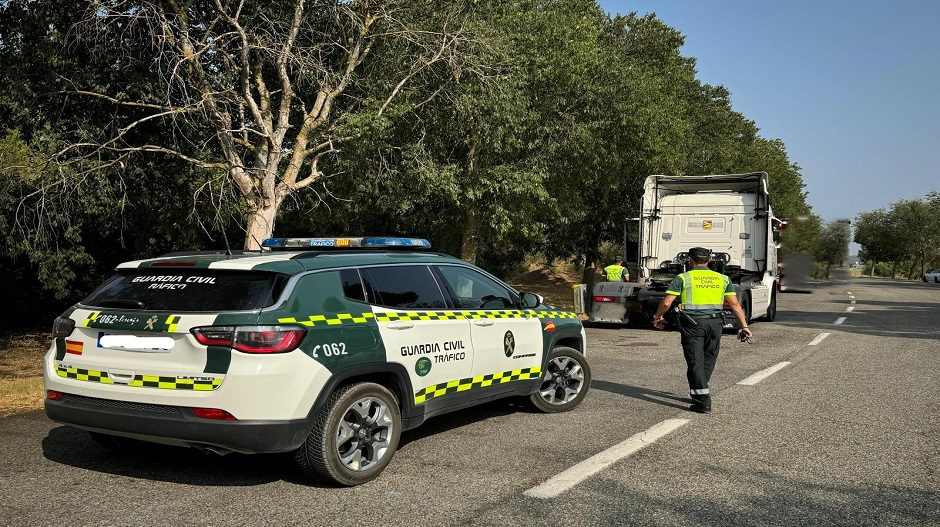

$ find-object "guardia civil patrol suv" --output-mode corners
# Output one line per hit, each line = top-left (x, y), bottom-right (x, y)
(44, 237), (590, 485)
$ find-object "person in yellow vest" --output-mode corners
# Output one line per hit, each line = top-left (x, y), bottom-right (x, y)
(603, 260), (630, 282)
(651, 247), (752, 413)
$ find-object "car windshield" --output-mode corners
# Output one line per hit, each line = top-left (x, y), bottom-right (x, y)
(82, 271), (289, 311)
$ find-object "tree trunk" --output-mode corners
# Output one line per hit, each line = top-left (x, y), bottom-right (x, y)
(580, 256), (597, 288)
(460, 208), (479, 264)
(460, 131), (482, 264)
(244, 202), (279, 250)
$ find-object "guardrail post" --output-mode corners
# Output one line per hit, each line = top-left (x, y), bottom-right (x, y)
(572, 284), (587, 314)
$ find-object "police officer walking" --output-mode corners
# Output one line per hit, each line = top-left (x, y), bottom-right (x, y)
(651, 247), (752, 413)
(603, 260), (630, 282)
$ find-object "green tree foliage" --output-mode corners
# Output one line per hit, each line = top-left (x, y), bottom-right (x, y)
(0, 0), (818, 331)
(781, 213), (822, 255)
(855, 195), (940, 278)
(814, 220), (851, 278)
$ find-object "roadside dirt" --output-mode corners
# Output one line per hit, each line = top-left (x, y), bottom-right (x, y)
(0, 332), (47, 418)
(508, 258), (584, 312)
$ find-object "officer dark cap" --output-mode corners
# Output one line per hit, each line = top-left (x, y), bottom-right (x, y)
(688, 247), (710, 258)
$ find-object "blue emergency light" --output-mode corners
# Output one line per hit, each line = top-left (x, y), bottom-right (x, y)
(261, 237), (432, 250)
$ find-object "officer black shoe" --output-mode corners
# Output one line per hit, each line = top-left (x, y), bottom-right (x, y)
(689, 404), (711, 414)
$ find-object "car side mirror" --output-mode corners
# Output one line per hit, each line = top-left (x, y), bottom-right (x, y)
(520, 292), (543, 309)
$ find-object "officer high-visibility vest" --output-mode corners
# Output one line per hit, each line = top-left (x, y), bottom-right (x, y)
(675, 269), (730, 310)
(604, 264), (626, 281)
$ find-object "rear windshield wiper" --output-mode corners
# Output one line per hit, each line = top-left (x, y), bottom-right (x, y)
(96, 299), (146, 309)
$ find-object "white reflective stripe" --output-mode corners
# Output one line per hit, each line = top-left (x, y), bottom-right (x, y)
(690, 388), (710, 395)
(680, 273), (693, 304)
(682, 304), (724, 310)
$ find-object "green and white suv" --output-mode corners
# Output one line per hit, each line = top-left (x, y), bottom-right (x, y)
(44, 237), (590, 485)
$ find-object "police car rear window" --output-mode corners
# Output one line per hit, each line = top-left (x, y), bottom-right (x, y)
(82, 271), (289, 312)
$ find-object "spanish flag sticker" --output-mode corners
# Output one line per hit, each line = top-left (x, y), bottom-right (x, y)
(65, 340), (84, 355)
(543, 321), (556, 332)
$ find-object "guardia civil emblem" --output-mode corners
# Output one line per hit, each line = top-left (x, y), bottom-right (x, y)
(503, 331), (515, 357)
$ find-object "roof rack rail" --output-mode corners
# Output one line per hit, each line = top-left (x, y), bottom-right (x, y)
(156, 250), (259, 257)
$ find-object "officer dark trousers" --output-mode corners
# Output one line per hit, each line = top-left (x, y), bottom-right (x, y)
(679, 317), (723, 408)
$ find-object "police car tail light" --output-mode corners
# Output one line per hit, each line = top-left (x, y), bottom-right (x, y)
(52, 316), (76, 338)
(192, 408), (236, 420)
(192, 326), (237, 347)
(233, 326), (306, 354)
(47, 390), (64, 401)
(593, 296), (616, 303)
(191, 325), (306, 354)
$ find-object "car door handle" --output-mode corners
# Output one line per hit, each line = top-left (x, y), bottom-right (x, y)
(474, 320), (495, 327)
(386, 321), (415, 330)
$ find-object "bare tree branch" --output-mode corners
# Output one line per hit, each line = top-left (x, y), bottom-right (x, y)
(37, 0), (484, 250)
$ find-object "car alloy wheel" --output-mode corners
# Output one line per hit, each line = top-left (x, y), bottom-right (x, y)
(530, 346), (591, 413)
(295, 382), (401, 486)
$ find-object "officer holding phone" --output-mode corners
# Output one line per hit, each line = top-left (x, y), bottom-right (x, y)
(652, 247), (752, 413)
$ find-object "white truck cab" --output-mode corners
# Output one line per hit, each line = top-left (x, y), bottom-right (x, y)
(589, 172), (781, 328)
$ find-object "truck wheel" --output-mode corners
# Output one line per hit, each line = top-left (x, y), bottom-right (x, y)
(760, 289), (777, 322)
(295, 382), (401, 486)
(530, 346), (591, 413)
(740, 292), (752, 326)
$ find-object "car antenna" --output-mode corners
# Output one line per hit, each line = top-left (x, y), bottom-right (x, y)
(221, 227), (233, 256)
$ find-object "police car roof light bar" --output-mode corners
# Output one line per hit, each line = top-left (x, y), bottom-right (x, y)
(261, 236), (432, 251)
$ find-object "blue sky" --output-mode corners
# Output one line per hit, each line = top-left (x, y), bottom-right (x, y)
(598, 0), (939, 234)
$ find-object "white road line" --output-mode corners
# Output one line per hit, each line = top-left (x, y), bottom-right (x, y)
(524, 418), (689, 499)
(834, 317), (847, 325)
(737, 362), (792, 386)
(847, 291), (853, 295)
(850, 300), (856, 304)
(845, 306), (855, 312)
(809, 333), (831, 346)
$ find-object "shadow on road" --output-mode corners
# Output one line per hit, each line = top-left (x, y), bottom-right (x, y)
(41, 425), (309, 487)
(40, 399), (522, 488)
(590, 379), (692, 411)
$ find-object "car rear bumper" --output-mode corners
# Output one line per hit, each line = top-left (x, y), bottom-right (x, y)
(45, 393), (313, 454)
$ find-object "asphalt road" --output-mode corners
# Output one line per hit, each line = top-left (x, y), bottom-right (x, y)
(1, 271), (938, 527)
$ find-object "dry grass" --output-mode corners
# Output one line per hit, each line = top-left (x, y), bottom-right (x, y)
(0, 332), (49, 418)
(508, 257), (586, 312)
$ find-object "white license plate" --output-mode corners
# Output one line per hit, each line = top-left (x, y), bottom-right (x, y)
(98, 333), (174, 353)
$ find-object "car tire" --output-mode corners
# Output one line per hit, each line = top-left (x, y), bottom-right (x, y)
(295, 382), (402, 486)
(740, 291), (752, 327)
(529, 346), (591, 413)
(760, 289), (777, 322)
(934, 276), (939, 283)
